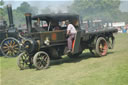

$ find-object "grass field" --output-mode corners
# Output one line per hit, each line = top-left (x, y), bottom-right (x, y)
(0, 33), (128, 85)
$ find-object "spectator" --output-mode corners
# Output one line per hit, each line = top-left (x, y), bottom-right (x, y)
(122, 26), (127, 33)
(118, 27), (122, 33)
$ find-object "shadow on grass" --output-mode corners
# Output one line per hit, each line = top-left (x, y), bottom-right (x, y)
(50, 52), (94, 66)
(21, 53), (95, 70)
(107, 51), (114, 55)
(50, 51), (114, 66)
(0, 53), (3, 57)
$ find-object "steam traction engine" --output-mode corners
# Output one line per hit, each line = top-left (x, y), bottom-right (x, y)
(16, 13), (117, 70)
(0, 5), (21, 57)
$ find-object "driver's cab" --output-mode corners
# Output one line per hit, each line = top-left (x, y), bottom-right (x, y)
(30, 14), (80, 33)
(31, 20), (48, 32)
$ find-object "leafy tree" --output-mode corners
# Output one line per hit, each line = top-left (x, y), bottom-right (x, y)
(0, 0), (4, 18)
(17, 2), (38, 15)
(0, 0), (4, 5)
(0, 1), (39, 26)
(12, 10), (25, 26)
(13, 2), (38, 26)
(68, 0), (121, 21)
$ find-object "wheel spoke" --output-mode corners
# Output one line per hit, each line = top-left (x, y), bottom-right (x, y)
(6, 51), (10, 55)
(44, 56), (48, 62)
(42, 60), (47, 66)
(3, 43), (8, 46)
(7, 41), (11, 46)
(14, 44), (18, 48)
(37, 61), (42, 67)
(10, 51), (14, 56)
(3, 48), (9, 52)
(10, 41), (13, 46)
(12, 41), (15, 47)
(3, 46), (8, 49)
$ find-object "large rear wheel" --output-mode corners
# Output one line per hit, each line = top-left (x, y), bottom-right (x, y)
(94, 37), (108, 57)
(1, 37), (21, 57)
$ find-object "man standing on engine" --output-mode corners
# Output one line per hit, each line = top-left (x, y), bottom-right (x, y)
(66, 20), (77, 53)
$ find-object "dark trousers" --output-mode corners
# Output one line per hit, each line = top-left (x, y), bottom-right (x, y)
(67, 34), (75, 50)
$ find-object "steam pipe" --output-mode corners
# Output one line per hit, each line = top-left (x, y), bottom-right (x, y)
(7, 4), (14, 28)
(25, 13), (32, 33)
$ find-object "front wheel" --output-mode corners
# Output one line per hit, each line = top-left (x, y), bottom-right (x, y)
(17, 52), (32, 70)
(33, 51), (50, 70)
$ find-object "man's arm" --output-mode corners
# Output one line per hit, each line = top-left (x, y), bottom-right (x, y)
(67, 30), (70, 35)
(67, 24), (71, 35)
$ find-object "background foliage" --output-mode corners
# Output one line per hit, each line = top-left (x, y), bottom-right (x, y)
(68, 0), (128, 23)
(0, 0), (128, 27)
(0, 1), (38, 27)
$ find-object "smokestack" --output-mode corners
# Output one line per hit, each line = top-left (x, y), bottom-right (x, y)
(7, 4), (14, 28)
(25, 13), (32, 33)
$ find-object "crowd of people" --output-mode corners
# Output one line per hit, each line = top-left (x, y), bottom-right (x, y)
(117, 24), (128, 33)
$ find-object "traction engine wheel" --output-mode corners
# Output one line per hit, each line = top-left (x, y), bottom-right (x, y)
(95, 37), (108, 57)
(33, 51), (50, 70)
(17, 52), (32, 70)
(1, 37), (21, 57)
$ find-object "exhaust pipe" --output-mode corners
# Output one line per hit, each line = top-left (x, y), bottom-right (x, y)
(25, 13), (32, 33)
(7, 4), (14, 28)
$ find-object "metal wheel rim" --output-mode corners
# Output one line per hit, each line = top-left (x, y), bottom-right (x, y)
(1, 37), (20, 57)
(34, 51), (50, 69)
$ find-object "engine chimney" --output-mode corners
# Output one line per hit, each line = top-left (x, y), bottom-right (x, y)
(25, 13), (32, 33)
(7, 4), (14, 28)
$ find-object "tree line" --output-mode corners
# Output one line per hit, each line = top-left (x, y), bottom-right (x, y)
(0, 0), (128, 27)
(68, 0), (128, 24)
(0, 1), (38, 26)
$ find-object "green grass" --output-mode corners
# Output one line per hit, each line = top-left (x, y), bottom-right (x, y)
(0, 33), (128, 85)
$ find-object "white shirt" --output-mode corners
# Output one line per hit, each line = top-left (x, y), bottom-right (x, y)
(67, 24), (77, 34)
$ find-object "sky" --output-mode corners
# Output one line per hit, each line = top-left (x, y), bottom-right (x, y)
(2, 0), (128, 12)
(4, 0), (73, 1)
(3, 0), (73, 13)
